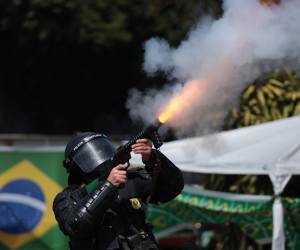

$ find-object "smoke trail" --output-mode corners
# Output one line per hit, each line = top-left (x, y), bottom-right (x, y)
(127, 0), (300, 137)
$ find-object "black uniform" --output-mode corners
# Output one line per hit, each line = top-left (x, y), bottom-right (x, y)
(53, 150), (184, 250)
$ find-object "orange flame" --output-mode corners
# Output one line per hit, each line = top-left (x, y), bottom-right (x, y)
(259, 0), (281, 6)
(158, 80), (202, 124)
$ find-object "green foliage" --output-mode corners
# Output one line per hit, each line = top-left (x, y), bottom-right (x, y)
(226, 69), (300, 129)
(0, 0), (224, 133)
(0, 0), (132, 45)
(0, 0), (222, 47)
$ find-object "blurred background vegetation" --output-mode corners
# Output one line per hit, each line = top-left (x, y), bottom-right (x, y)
(1, 0), (299, 249)
(0, 0), (221, 134)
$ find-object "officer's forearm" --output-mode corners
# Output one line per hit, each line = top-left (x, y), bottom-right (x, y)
(66, 181), (118, 238)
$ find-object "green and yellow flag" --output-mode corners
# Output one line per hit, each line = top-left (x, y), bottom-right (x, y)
(0, 151), (68, 250)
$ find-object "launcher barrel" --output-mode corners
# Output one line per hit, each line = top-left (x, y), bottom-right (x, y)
(112, 120), (163, 165)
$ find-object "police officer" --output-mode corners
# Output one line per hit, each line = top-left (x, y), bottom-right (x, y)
(53, 132), (184, 250)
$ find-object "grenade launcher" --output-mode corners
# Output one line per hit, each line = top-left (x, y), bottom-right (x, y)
(111, 119), (163, 166)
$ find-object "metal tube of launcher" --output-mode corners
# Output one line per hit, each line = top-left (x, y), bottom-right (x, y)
(121, 119), (163, 152)
(112, 119), (163, 165)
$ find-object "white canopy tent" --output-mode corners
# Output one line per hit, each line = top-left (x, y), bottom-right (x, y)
(131, 115), (300, 250)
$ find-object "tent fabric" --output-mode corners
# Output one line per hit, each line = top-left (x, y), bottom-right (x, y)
(131, 115), (300, 175)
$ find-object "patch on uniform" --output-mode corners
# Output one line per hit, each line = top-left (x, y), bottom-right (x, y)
(130, 198), (142, 209)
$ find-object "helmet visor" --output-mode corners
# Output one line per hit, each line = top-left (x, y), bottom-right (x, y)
(72, 138), (115, 173)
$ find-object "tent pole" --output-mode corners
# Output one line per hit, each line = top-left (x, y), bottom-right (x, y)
(272, 196), (285, 250)
(269, 174), (291, 250)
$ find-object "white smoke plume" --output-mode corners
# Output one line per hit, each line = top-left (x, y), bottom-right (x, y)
(127, 0), (300, 137)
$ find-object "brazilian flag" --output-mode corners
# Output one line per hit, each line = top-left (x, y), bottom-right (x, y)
(0, 150), (69, 250)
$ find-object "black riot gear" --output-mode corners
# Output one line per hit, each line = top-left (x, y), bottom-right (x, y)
(63, 132), (116, 174)
(54, 132), (184, 250)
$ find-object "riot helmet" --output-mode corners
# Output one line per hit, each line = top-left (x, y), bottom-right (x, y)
(63, 132), (116, 174)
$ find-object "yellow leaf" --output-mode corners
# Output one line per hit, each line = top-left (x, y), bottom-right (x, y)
(262, 86), (275, 99)
(265, 84), (283, 97)
(269, 79), (284, 87)
(257, 89), (266, 107)
(243, 85), (256, 100)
